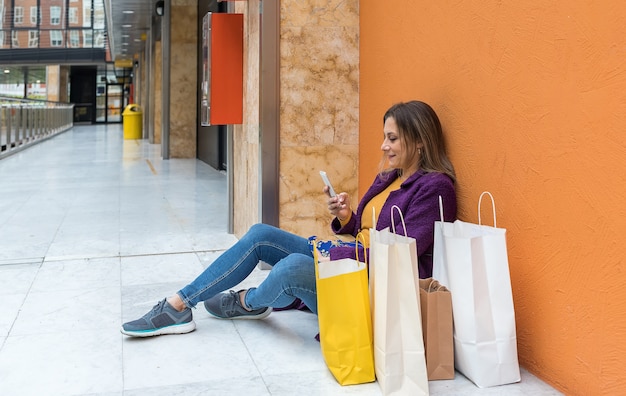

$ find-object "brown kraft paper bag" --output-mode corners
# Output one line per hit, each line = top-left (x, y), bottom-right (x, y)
(419, 278), (455, 380)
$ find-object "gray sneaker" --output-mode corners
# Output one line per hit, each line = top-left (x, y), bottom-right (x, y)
(204, 289), (272, 320)
(121, 299), (196, 337)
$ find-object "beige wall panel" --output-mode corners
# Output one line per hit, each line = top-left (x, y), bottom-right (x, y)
(233, 0), (261, 236)
(278, 0), (359, 236)
(169, 3), (197, 158)
(154, 41), (163, 144)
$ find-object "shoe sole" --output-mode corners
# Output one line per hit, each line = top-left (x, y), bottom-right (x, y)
(206, 307), (273, 320)
(120, 320), (196, 337)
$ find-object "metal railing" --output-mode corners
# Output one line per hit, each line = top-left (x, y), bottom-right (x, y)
(0, 97), (74, 159)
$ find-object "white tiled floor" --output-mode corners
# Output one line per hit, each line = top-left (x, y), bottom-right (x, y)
(0, 125), (562, 395)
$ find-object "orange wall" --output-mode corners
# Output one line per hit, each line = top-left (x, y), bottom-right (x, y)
(360, 2), (626, 395)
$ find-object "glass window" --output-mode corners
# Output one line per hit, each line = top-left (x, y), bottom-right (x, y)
(94, 30), (105, 48)
(50, 30), (63, 47)
(14, 7), (24, 25)
(69, 8), (78, 24)
(12, 31), (19, 47)
(25, 66), (47, 100)
(30, 6), (38, 25)
(0, 0), (107, 52)
(70, 30), (80, 47)
(28, 30), (38, 48)
(94, 2), (105, 29)
(83, 1), (93, 27)
(51, 6), (62, 25)
(83, 30), (92, 47)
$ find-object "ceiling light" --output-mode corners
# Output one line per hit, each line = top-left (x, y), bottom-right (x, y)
(3, 69), (10, 74)
(122, 24), (132, 28)
(123, 10), (134, 14)
(155, 1), (164, 16)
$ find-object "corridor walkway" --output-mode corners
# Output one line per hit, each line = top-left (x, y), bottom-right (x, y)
(0, 124), (561, 395)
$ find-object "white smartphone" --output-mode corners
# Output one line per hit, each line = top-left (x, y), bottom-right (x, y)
(319, 171), (337, 197)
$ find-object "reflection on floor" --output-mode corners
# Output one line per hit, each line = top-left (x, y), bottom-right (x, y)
(0, 125), (562, 395)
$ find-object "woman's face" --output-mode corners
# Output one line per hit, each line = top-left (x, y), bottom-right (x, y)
(381, 116), (405, 170)
(381, 116), (422, 174)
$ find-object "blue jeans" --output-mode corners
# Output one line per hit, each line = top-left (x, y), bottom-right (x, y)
(177, 223), (318, 313)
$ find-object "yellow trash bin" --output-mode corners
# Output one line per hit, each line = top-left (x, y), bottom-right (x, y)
(122, 104), (143, 139)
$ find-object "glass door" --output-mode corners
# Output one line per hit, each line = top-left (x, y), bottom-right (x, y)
(106, 84), (123, 122)
(96, 83), (107, 122)
(95, 64), (131, 123)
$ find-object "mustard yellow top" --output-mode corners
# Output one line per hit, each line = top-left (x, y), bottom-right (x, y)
(339, 177), (403, 247)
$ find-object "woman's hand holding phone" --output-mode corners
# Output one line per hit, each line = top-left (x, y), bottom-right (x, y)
(328, 193), (351, 222)
(320, 171), (351, 221)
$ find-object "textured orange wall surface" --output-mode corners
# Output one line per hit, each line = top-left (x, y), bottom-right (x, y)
(360, 2), (626, 395)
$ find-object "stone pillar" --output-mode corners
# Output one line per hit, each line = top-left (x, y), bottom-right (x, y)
(231, 0), (359, 237)
(142, 51), (147, 106)
(232, 1), (261, 236)
(59, 66), (70, 103)
(46, 66), (60, 102)
(278, 0), (360, 236)
(168, 0), (197, 158)
(154, 40), (163, 144)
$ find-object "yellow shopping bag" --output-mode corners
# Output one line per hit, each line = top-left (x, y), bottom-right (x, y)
(315, 234), (375, 385)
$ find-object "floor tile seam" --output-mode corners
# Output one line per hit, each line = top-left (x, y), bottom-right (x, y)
(3, 259), (44, 341)
(40, 249), (228, 264)
(6, 325), (124, 339)
(0, 190), (36, 230)
(44, 248), (226, 263)
(0, 258), (45, 266)
(40, 202), (71, 261)
(120, 375), (268, 394)
(119, 247), (127, 393)
(117, 249), (229, 259)
(229, 323), (273, 394)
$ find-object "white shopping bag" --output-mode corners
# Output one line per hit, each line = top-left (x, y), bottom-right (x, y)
(370, 206), (429, 396)
(433, 192), (521, 388)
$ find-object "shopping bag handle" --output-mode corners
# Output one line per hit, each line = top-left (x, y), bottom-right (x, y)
(440, 192), (498, 227)
(438, 195), (444, 222)
(426, 278), (448, 292)
(355, 232), (367, 266)
(478, 191), (497, 227)
(390, 205), (408, 237)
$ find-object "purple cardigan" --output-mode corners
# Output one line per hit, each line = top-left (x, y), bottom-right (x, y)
(329, 169), (456, 278)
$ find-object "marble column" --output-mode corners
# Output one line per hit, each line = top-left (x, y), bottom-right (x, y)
(231, 0), (359, 237)
(46, 66), (60, 102)
(233, 1), (261, 236)
(154, 40), (163, 144)
(59, 66), (69, 103)
(278, 0), (360, 236)
(167, 0), (197, 157)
